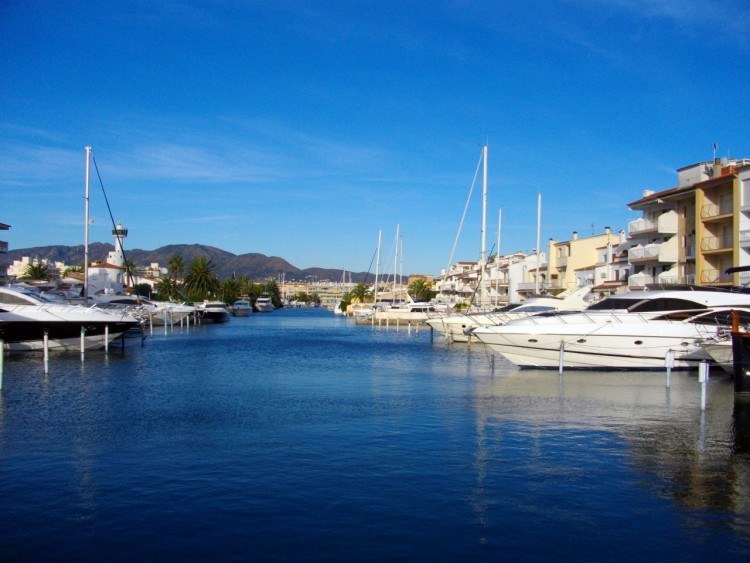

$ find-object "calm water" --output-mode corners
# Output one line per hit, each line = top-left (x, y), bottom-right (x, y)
(1, 308), (750, 561)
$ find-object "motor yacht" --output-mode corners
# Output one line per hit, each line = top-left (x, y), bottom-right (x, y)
(472, 286), (750, 370)
(0, 285), (142, 351)
(254, 295), (275, 313)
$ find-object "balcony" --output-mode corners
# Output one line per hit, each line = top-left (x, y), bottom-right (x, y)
(700, 269), (733, 284)
(701, 202), (733, 221)
(0, 240), (7, 253)
(628, 238), (678, 265)
(700, 235), (733, 253)
(628, 211), (678, 237)
(740, 230), (750, 248)
(628, 273), (653, 288)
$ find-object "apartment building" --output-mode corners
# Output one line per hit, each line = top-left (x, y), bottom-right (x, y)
(628, 158), (750, 288)
(546, 228), (623, 294)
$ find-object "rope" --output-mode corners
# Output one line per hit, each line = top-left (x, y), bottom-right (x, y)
(91, 152), (136, 288)
(445, 148), (484, 274)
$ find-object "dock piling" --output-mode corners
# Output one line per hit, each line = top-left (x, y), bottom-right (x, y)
(665, 350), (674, 388)
(43, 331), (49, 374)
(699, 361), (709, 410)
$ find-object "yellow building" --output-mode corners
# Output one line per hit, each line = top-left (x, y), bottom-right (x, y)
(628, 158), (750, 288)
(546, 227), (622, 293)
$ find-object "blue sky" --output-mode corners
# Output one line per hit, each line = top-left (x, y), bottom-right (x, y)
(2, 0), (749, 276)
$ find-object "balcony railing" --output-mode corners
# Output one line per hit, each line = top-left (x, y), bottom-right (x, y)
(628, 218), (655, 235)
(628, 274), (653, 288)
(701, 202), (733, 220)
(700, 236), (733, 252)
(700, 269), (734, 284)
(628, 212), (678, 237)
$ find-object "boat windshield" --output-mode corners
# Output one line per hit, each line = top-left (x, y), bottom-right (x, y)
(586, 297), (707, 313)
(0, 288), (50, 305)
(512, 305), (556, 313)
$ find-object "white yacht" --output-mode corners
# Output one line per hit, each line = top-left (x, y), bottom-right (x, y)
(231, 299), (253, 316)
(254, 295), (275, 313)
(427, 287), (591, 343)
(374, 302), (438, 324)
(472, 287), (750, 370)
(92, 293), (198, 326)
(197, 300), (231, 323)
(0, 285), (142, 351)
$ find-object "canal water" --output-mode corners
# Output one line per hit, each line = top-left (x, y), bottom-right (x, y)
(1, 308), (749, 561)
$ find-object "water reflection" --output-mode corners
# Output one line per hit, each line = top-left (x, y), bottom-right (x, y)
(470, 369), (750, 535)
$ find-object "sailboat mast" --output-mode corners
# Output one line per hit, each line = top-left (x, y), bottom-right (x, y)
(496, 208), (502, 306)
(393, 224), (399, 297)
(374, 229), (381, 305)
(479, 145), (488, 307)
(84, 146), (91, 302)
(481, 145), (487, 262)
(535, 193), (542, 294)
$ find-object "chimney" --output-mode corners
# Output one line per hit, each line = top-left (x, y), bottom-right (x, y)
(572, 231), (578, 241)
(604, 226), (611, 235)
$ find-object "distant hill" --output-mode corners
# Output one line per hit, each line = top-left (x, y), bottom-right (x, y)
(1, 243), (373, 283)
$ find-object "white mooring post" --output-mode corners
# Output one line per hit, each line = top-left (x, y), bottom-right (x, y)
(164, 309), (168, 336)
(80, 327), (86, 362)
(43, 331), (49, 374)
(699, 361), (709, 411)
(104, 324), (109, 352)
(665, 350), (674, 388)
(558, 342), (565, 374)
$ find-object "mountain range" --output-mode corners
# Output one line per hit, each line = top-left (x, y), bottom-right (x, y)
(1, 243), (372, 283)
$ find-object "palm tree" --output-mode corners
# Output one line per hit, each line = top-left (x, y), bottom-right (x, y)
(20, 262), (52, 281)
(221, 277), (240, 304)
(349, 282), (371, 304)
(62, 264), (83, 278)
(408, 279), (436, 302)
(183, 256), (219, 301)
(122, 260), (137, 286)
(154, 277), (182, 301)
(168, 254), (184, 282)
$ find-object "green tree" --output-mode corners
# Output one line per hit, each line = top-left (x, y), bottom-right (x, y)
(237, 275), (252, 297)
(349, 283), (371, 303)
(258, 280), (283, 308)
(20, 262), (53, 281)
(183, 256), (220, 301)
(62, 264), (83, 278)
(122, 259), (137, 286)
(168, 254), (184, 281)
(408, 279), (436, 302)
(131, 283), (152, 297)
(221, 277), (240, 304)
(154, 277), (182, 301)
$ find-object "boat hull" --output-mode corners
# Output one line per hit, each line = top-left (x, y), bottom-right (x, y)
(0, 319), (141, 351)
(474, 323), (719, 370)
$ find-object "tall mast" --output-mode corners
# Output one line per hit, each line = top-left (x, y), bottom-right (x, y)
(535, 193), (542, 294)
(373, 229), (381, 305)
(84, 146), (91, 302)
(496, 208), (502, 306)
(393, 223), (399, 297)
(481, 145), (487, 262)
(480, 145), (488, 306)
